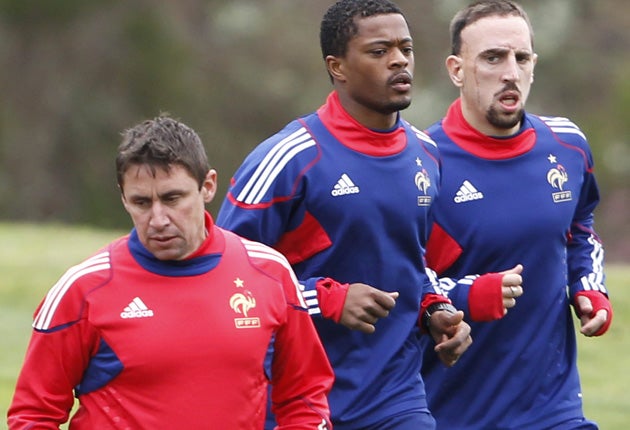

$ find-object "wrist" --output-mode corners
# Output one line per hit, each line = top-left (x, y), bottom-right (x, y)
(316, 278), (349, 322)
(468, 273), (504, 321)
(422, 302), (457, 332)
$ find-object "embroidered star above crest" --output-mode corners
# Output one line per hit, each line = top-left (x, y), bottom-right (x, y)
(234, 278), (244, 288)
(548, 154), (557, 163)
(416, 157), (423, 166)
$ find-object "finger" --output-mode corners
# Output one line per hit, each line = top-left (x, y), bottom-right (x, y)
(435, 333), (472, 357)
(365, 305), (390, 319)
(372, 290), (398, 310)
(503, 297), (517, 309)
(575, 295), (593, 315)
(580, 309), (608, 336)
(362, 296), (397, 319)
(500, 264), (523, 275)
(340, 310), (378, 332)
(434, 320), (471, 347)
(430, 310), (463, 333)
(357, 310), (380, 324)
(503, 274), (523, 288)
(349, 320), (376, 334)
(502, 285), (522, 299)
(443, 310), (464, 326)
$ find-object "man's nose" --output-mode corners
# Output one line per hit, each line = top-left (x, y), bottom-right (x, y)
(501, 54), (520, 82)
(149, 202), (170, 228)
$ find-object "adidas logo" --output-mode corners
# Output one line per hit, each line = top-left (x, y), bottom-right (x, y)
(331, 173), (360, 197)
(120, 297), (154, 319)
(454, 180), (484, 203)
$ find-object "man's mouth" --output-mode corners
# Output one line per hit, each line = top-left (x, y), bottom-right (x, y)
(150, 235), (177, 245)
(390, 73), (412, 91)
(498, 91), (520, 110)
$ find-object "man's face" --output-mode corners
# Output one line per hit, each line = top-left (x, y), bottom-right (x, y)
(449, 15), (537, 136)
(330, 13), (414, 129)
(121, 164), (216, 261)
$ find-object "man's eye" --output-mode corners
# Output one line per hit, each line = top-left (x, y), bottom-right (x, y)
(164, 195), (181, 204)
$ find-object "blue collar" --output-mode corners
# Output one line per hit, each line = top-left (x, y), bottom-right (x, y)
(128, 229), (221, 277)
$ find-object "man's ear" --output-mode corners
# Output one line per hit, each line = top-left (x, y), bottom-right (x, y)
(202, 169), (218, 204)
(446, 55), (464, 88)
(325, 55), (346, 83)
(531, 52), (538, 83)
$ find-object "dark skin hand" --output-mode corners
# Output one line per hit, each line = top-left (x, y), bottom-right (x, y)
(429, 310), (472, 367)
(339, 283), (399, 334)
(338, 283), (472, 367)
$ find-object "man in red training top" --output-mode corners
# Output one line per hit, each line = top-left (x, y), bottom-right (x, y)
(8, 115), (333, 429)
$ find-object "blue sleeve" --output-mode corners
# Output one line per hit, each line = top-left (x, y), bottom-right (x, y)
(216, 120), (325, 312)
(434, 273), (480, 312)
(216, 120), (314, 243)
(566, 145), (607, 298)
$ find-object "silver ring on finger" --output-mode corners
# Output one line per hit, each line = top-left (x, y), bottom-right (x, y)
(510, 286), (517, 298)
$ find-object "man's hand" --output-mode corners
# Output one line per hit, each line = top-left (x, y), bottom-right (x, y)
(429, 310), (472, 367)
(468, 264), (524, 321)
(574, 293), (611, 336)
(339, 283), (399, 333)
(500, 264), (524, 314)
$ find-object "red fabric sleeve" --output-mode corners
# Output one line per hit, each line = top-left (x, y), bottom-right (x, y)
(8, 320), (100, 429)
(468, 273), (505, 322)
(574, 290), (613, 336)
(271, 272), (333, 429)
(316, 278), (349, 322)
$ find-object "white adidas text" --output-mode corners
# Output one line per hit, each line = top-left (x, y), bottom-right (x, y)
(454, 180), (484, 203)
(331, 173), (360, 197)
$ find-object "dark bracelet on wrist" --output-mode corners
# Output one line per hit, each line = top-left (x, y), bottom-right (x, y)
(422, 302), (457, 331)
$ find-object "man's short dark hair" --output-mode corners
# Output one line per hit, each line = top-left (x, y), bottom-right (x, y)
(116, 115), (209, 191)
(320, 0), (405, 59)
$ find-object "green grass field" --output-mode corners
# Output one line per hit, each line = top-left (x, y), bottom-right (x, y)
(1, 222), (628, 428)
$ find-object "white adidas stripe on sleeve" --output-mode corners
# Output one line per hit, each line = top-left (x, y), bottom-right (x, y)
(33, 252), (111, 330)
(236, 127), (316, 205)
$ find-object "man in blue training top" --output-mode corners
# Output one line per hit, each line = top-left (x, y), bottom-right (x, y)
(422, 1), (613, 429)
(216, 0), (481, 428)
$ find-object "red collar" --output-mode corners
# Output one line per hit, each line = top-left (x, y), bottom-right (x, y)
(316, 91), (407, 156)
(442, 98), (535, 159)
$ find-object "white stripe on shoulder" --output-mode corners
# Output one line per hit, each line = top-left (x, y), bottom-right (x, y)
(33, 252), (111, 330)
(540, 116), (586, 140)
(236, 127), (316, 205)
(410, 125), (437, 147)
(241, 239), (308, 308)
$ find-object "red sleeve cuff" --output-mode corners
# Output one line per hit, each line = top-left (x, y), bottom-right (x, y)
(574, 291), (613, 336)
(316, 278), (349, 322)
(469, 273), (504, 322)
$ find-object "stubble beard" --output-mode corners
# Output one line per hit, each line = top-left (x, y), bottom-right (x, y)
(378, 97), (412, 115)
(486, 105), (524, 131)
